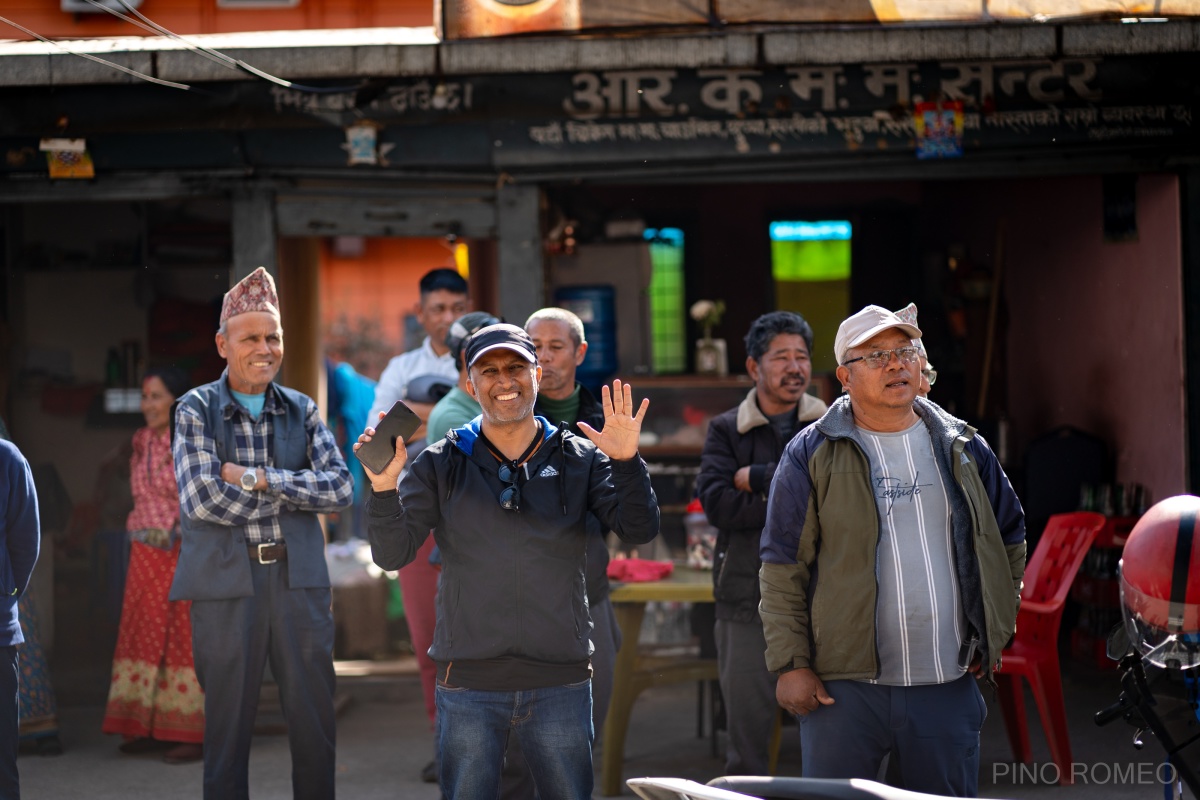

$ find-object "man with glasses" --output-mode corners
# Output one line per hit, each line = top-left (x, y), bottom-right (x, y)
(759, 305), (1025, 796)
(894, 303), (936, 397)
(358, 323), (659, 800)
(526, 308), (620, 741)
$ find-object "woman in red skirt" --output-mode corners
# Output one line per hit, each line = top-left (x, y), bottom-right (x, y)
(102, 367), (204, 764)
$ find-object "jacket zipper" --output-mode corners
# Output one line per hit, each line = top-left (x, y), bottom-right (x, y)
(831, 432), (883, 680)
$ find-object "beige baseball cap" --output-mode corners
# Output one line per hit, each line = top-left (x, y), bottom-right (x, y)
(894, 302), (932, 368)
(834, 305), (922, 365)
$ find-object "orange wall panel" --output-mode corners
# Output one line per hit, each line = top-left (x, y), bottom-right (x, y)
(0, 0), (433, 40)
(320, 237), (460, 379)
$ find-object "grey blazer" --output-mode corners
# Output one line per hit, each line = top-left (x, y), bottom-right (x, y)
(169, 380), (331, 601)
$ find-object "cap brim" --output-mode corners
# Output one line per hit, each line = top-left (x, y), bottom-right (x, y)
(467, 343), (537, 369)
(847, 322), (923, 350)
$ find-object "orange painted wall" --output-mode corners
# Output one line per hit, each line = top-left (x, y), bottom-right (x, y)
(0, 0), (432, 40)
(320, 236), (461, 379)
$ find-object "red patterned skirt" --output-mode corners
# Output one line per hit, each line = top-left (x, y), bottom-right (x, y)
(101, 539), (204, 743)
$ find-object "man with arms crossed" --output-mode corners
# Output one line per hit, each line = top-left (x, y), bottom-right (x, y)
(359, 324), (659, 799)
(695, 310), (826, 775)
(760, 304), (1025, 796)
(172, 268), (353, 799)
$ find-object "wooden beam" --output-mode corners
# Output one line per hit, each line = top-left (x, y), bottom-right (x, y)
(495, 183), (544, 325)
(232, 187), (278, 285)
(277, 237), (325, 415)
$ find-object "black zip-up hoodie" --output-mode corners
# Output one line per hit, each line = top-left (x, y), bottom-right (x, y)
(366, 415), (659, 667)
(534, 383), (613, 605)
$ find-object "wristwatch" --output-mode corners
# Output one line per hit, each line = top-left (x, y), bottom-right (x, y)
(240, 468), (258, 491)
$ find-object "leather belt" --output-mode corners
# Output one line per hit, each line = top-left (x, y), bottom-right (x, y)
(248, 542), (287, 564)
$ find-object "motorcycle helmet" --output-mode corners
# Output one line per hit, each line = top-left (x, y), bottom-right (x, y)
(405, 374), (454, 404)
(446, 311), (502, 368)
(1120, 494), (1200, 669)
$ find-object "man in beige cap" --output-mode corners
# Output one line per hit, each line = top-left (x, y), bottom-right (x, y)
(894, 303), (936, 397)
(171, 267), (354, 799)
(758, 304), (1025, 796)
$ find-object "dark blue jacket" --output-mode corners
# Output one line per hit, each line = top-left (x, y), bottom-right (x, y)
(534, 383), (612, 605)
(0, 440), (40, 646)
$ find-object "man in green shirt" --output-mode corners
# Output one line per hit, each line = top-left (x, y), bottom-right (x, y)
(426, 311), (501, 442)
(524, 308), (618, 737)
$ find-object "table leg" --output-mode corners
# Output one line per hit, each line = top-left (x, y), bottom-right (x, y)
(601, 601), (647, 796)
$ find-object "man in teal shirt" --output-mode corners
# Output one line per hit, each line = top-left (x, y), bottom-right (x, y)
(426, 311), (501, 441)
(525, 308), (618, 738)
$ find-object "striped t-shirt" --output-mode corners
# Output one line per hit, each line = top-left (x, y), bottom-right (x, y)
(857, 419), (966, 685)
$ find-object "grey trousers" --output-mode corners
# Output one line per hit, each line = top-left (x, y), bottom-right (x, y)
(589, 595), (622, 741)
(191, 561), (337, 800)
(716, 617), (780, 776)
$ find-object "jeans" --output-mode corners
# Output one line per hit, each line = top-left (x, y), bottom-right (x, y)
(437, 679), (593, 800)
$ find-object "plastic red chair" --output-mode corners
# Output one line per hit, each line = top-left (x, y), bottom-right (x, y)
(995, 511), (1106, 785)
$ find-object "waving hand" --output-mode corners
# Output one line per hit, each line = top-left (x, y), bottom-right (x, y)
(577, 379), (649, 461)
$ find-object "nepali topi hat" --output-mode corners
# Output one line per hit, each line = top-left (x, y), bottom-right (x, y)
(220, 267), (280, 325)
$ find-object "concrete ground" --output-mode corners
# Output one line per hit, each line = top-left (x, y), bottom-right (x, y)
(16, 653), (1185, 799)
(21, 555), (1184, 799)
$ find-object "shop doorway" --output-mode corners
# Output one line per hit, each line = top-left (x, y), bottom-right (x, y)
(770, 219), (852, 375)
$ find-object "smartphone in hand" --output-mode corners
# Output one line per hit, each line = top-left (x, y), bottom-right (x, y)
(356, 401), (421, 475)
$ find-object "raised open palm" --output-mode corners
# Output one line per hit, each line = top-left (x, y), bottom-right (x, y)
(577, 379), (649, 461)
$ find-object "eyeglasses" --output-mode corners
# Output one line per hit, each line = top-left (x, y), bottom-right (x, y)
(841, 346), (921, 369)
(922, 368), (938, 386)
(498, 463), (520, 512)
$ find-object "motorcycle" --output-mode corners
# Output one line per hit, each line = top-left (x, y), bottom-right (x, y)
(627, 775), (969, 800)
(1094, 624), (1200, 798)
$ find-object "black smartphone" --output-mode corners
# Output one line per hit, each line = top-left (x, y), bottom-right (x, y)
(356, 401), (422, 475)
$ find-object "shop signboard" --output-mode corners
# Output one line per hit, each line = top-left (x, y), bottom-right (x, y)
(0, 54), (1196, 173)
(489, 55), (1197, 166)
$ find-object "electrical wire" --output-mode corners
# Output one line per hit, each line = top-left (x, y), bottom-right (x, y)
(0, 13), (193, 91)
(82, 0), (233, 71)
(87, 0), (368, 95)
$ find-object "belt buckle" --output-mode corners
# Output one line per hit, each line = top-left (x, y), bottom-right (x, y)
(256, 543), (278, 565)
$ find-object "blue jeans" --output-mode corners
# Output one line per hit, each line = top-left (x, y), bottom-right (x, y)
(436, 679), (593, 800)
